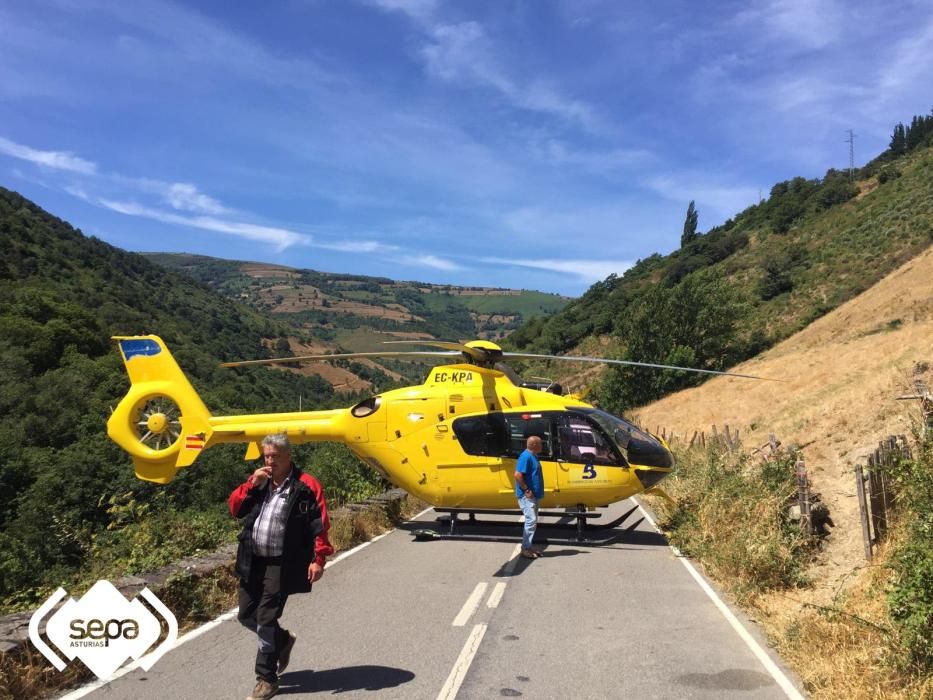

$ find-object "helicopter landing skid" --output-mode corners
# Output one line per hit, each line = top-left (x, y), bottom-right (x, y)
(425, 503), (644, 544)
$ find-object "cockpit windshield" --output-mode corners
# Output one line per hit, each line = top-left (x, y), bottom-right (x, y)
(578, 409), (640, 450)
(577, 408), (673, 468)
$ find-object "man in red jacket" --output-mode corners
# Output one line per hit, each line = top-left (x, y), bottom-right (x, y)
(229, 433), (334, 700)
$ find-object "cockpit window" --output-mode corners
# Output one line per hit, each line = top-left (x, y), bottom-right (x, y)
(557, 414), (622, 465)
(580, 409), (672, 468)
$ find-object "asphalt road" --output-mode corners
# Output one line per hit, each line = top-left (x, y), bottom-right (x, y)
(63, 500), (805, 700)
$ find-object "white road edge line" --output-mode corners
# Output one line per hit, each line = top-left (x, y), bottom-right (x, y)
(437, 623), (487, 700)
(57, 504), (437, 700)
(636, 502), (805, 700)
(452, 582), (488, 627)
(486, 582), (507, 609)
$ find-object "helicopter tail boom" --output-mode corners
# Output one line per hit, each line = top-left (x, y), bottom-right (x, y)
(107, 336), (362, 484)
(107, 336), (214, 484)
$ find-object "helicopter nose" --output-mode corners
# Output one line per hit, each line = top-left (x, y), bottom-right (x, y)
(628, 434), (674, 490)
(627, 433), (674, 468)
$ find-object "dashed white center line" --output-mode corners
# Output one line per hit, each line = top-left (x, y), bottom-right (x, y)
(486, 582), (507, 609)
(452, 582), (488, 627)
(437, 623), (488, 700)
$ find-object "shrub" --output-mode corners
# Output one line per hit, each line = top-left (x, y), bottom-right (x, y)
(651, 445), (812, 600)
(879, 167), (902, 184)
(885, 434), (933, 672)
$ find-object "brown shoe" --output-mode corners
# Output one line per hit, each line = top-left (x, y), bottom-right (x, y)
(247, 679), (279, 700)
(520, 549), (538, 559)
(278, 630), (297, 674)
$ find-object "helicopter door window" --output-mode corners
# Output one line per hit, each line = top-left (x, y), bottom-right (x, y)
(451, 413), (508, 456)
(559, 415), (622, 466)
(502, 413), (557, 459)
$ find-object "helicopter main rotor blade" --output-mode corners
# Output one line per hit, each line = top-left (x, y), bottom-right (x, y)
(501, 352), (780, 381)
(381, 340), (491, 362)
(221, 351), (459, 368)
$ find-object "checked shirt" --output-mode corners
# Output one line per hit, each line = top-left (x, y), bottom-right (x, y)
(250, 472), (293, 557)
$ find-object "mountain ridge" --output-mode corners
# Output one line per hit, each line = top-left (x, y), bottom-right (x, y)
(144, 251), (568, 349)
(507, 127), (933, 412)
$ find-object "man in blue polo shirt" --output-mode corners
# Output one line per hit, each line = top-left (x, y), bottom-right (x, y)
(514, 435), (544, 558)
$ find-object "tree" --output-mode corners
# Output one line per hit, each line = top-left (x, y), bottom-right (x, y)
(595, 274), (743, 413)
(758, 257), (794, 300)
(889, 123), (907, 156)
(681, 200), (699, 247)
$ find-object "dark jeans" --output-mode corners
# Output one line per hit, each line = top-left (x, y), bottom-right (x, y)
(238, 556), (291, 682)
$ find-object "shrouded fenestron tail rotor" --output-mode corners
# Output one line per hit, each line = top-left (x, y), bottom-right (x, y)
(131, 395), (182, 453)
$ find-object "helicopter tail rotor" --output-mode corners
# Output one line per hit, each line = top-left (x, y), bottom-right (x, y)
(107, 336), (213, 484)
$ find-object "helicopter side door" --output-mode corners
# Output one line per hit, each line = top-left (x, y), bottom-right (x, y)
(554, 413), (627, 492)
(496, 412), (561, 499)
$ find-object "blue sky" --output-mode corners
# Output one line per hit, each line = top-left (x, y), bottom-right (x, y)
(2, 0), (931, 296)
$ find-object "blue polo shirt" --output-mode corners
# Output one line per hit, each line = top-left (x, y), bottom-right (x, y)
(515, 449), (544, 499)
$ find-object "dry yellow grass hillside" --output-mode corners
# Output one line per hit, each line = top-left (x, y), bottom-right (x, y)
(636, 244), (933, 599)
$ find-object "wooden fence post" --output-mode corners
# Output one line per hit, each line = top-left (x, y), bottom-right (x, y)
(855, 464), (873, 560)
(796, 459), (812, 534)
(867, 451), (886, 541)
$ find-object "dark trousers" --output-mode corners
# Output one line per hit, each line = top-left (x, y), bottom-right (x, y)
(238, 556), (291, 682)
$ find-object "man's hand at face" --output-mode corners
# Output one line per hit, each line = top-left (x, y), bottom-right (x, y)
(250, 466), (272, 487)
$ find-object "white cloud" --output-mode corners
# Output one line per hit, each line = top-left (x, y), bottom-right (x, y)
(534, 138), (654, 172)
(483, 256), (632, 283)
(419, 21), (598, 128)
(163, 182), (230, 215)
(365, 0), (600, 130)
(878, 18), (933, 96)
(401, 254), (463, 271)
(85, 1), (336, 93)
(733, 0), (843, 51)
(98, 199), (308, 250)
(0, 136), (97, 174)
(500, 203), (662, 248)
(64, 184), (91, 200)
(312, 240), (399, 253)
(760, 0), (843, 50)
(367, 0), (438, 22)
(644, 175), (761, 223)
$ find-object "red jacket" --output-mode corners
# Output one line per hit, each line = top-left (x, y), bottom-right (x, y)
(229, 466), (334, 569)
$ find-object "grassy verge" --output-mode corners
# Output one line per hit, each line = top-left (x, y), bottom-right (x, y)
(648, 443), (813, 602)
(1, 494), (426, 700)
(646, 435), (932, 699)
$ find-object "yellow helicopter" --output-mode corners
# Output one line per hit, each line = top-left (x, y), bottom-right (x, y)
(107, 335), (767, 517)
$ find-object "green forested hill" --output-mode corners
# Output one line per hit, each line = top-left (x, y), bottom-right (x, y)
(508, 116), (933, 411)
(144, 253), (568, 346)
(0, 188), (379, 609)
